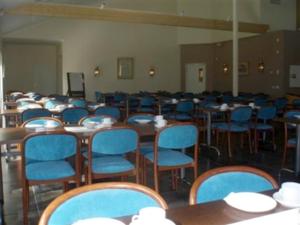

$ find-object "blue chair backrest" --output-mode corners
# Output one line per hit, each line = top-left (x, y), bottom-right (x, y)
(176, 101), (194, 113)
(158, 124), (198, 149)
(127, 114), (155, 124)
(231, 107), (252, 123)
(95, 91), (102, 103)
(24, 133), (77, 163)
(21, 108), (52, 123)
(257, 106), (276, 122)
(62, 108), (89, 124)
(95, 106), (121, 120)
(284, 111), (300, 129)
(195, 171), (275, 204)
(273, 97), (288, 110)
(91, 128), (138, 155)
(254, 98), (268, 107)
(140, 97), (155, 107)
(48, 186), (165, 224)
(292, 99), (300, 107)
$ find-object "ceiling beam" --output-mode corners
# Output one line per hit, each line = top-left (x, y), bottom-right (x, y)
(4, 3), (269, 33)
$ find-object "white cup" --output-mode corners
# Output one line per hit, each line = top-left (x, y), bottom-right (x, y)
(131, 207), (166, 225)
(248, 102), (255, 108)
(102, 117), (112, 125)
(156, 119), (167, 127)
(155, 115), (163, 121)
(279, 182), (300, 203)
(220, 103), (228, 110)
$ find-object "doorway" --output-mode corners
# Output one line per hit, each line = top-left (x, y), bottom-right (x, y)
(2, 39), (62, 95)
(185, 63), (206, 93)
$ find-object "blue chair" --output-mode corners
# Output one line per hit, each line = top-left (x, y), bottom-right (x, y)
(61, 107), (89, 124)
(21, 108), (52, 123)
(95, 91), (102, 103)
(167, 101), (194, 121)
(189, 166), (278, 204)
(21, 131), (81, 225)
(22, 117), (63, 128)
(38, 182), (168, 225)
(95, 106), (121, 121)
(144, 123), (198, 192)
(87, 127), (139, 184)
(213, 106), (253, 158)
(138, 96), (156, 113)
(273, 97), (288, 115)
(292, 99), (300, 109)
(251, 106), (277, 153)
(282, 110), (300, 167)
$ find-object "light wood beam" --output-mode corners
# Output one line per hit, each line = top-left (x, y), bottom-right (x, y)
(4, 3), (269, 33)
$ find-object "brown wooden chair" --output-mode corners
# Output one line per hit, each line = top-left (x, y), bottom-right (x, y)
(38, 182), (168, 225)
(189, 165), (279, 205)
(21, 131), (81, 225)
(144, 123), (199, 192)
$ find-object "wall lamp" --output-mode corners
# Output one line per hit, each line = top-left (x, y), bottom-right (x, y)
(257, 59), (265, 73)
(223, 64), (229, 74)
(94, 66), (101, 77)
(149, 67), (156, 77)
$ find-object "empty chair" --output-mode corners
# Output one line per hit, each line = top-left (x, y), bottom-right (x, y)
(167, 101), (194, 121)
(95, 106), (121, 121)
(61, 107), (89, 124)
(292, 99), (300, 109)
(189, 166), (278, 204)
(273, 97), (288, 115)
(282, 110), (300, 167)
(251, 106), (277, 152)
(87, 126), (140, 184)
(22, 117), (63, 128)
(21, 108), (52, 124)
(144, 123), (198, 192)
(138, 96), (156, 113)
(38, 182), (168, 225)
(95, 91), (102, 103)
(213, 106), (253, 158)
(21, 131), (81, 225)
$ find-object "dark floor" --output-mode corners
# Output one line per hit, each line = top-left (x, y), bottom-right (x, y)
(2, 128), (299, 225)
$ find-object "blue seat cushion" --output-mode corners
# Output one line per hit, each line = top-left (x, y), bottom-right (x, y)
(145, 149), (193, 166)
(249, 123), (273, 130)
(216, 123), (249, 132)
(91, 156), (134, 174)
(140, 142), (154, 155)
(26, 161), (75, 180)
(81, 146), (106, 159)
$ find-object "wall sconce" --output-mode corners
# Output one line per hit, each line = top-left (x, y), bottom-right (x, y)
(149, 67), (156, 77)
(257, 59), (265, 73)
(198, 68), (204, 82)
(223, 64), (229, 74)
(94, 66), (101, 77)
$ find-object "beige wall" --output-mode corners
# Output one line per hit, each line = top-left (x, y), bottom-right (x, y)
(181, 31), (300, 97)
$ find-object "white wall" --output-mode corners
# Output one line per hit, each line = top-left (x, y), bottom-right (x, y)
(4, 19), (180, 100)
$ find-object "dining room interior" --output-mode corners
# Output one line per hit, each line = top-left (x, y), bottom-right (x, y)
(1, 0), (300, 225)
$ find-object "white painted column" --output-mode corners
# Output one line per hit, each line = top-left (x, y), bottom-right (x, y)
(232, 0), (239, 96)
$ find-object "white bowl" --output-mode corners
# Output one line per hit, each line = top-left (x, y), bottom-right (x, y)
(135, 119), (152, 124)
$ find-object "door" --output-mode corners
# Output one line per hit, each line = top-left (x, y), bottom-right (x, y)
(185, 63), (206, 93)
(2, 40), (61, 95)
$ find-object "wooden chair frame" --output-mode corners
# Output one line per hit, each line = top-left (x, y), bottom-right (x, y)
(38, 182), (168, 225)
(189, 165), (279, 205)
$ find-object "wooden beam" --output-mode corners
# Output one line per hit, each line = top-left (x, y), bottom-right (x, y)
(4, 3), (269, 33)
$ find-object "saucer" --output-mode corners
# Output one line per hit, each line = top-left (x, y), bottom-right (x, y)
(130, 218), (175, 225)
(273, 192), (300, 208)
(72, 217), (125, 225)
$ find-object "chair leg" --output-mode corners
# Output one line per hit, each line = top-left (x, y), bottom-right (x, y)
(272, 129), (276, 151)
(227, 132), (232, 158)
(154, 165), (159, 192)
(22, 181), (29, 225)
(254, 129), (258, 153)
(248, 131), (252, 154)
(282, 146), (288, 167)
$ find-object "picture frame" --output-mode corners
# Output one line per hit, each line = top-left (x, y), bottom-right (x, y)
(117, 57), (134, 79)
(238, 62), (249, 76)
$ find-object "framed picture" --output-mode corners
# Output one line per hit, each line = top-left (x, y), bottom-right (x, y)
(117, 57), (134, 79)
(239, 62), (249, 76)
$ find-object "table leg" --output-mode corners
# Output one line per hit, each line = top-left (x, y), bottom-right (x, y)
(207, 111), (212, 146)
(296, 125), (300, 176)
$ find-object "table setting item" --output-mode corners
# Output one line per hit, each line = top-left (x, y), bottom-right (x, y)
(224, 192), (277, 213)
(273, 182), (300, 208)
(71, 217), (125, 225)
(130, 207), (175, 225)
(134, 119), (152, 124)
